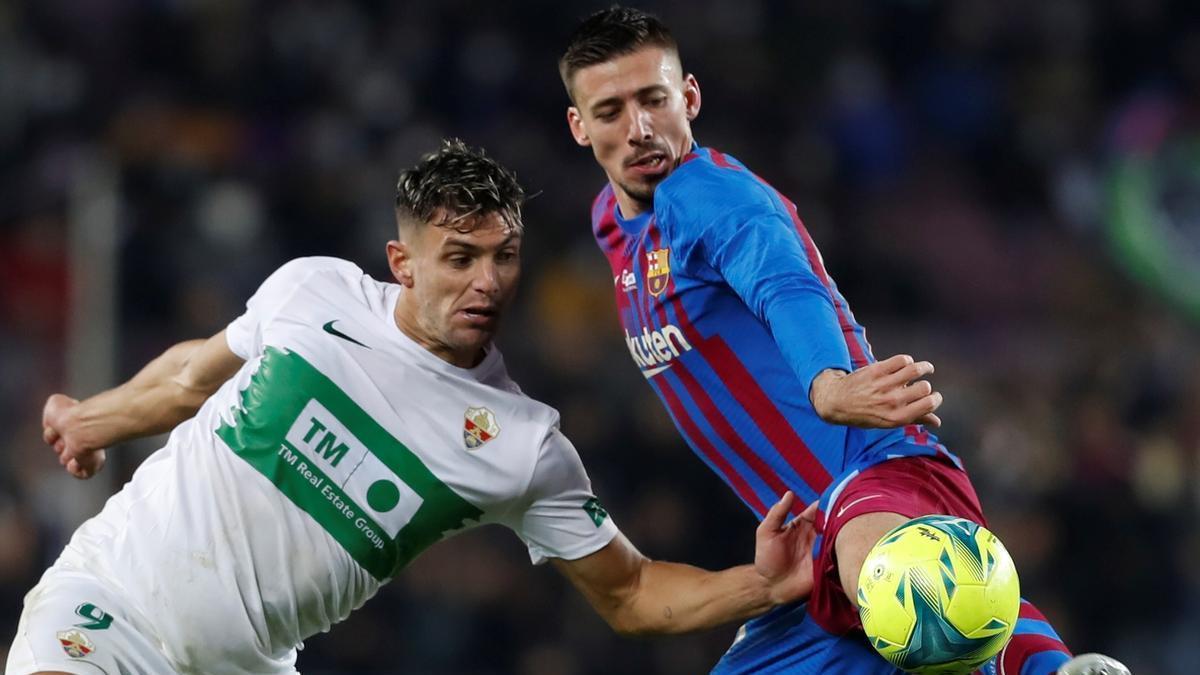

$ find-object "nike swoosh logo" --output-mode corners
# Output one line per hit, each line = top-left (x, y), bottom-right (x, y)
(836, 494), (882, 519)
(322, 320), (371, 349)
(641, 363), (673, 378)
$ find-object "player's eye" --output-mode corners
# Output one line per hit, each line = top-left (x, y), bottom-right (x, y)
(595, 109), (618, 122)
(648, 95), (667, 107)
(496, 249), (518, 263)
(447, 255), (472, 268)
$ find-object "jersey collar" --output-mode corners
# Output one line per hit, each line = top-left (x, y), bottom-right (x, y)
(613, 202), (652, 236)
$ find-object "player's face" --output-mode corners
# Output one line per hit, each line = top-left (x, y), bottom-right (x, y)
(567, 46), (701, 217)
(387, 211), (521, 368)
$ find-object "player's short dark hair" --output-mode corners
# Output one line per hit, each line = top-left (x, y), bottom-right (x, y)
(395, 138), (525, 234)
(559, 6), (679, 101)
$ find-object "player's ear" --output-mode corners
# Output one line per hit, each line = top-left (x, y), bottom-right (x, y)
(386, 239), (415, 288)
(567, 107), (591, 147)
(684, 74), (701, 121)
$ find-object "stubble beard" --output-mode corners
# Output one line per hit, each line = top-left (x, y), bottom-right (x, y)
(619, 178), (661, 209)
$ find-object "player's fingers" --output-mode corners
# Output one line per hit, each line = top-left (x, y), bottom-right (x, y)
(897, 379), (933, 404)
(761, 491), (794, 532)
(798, 501), (819, 523)
(43, 425), (60, 445)
(881, 361), (934, 389)
(794, 514), (817, 543)
(928, 391), (944, 412)
(893, 392), (943, 426)
(916, 412), (942, 428)
(787, 510), (818, 554)
(874, 354), (914, 373)
(84, 449), (105, 478)
(70, 451), (103, 479)
(42, 396), (57, 427)
(66, 457), (85, 479)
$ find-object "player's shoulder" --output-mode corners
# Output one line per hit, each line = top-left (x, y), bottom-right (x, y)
(656, 146), (781, 228)
(269, 256), (364, 283)
(243, 256), (375, 315)
(589, 183), (621, 240)
(659, 146), (777, 208)
(590, 184), (616, 225)
(257, 256), (367, 295)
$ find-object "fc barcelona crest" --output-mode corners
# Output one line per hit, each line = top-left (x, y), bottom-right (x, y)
(57, 629), (94, 658)
(646, 248), (671, 297)
(464, 406), (501, 450)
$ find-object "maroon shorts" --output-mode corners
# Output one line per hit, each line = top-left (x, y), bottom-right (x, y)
(807, 455), (986, 636)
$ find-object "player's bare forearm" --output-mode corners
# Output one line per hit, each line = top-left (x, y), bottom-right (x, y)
(66, 339), (214, 446)
(554, 536), (773, 635)
(620, 560), (776, 635)
(553, 493), (815, 636)
(43, 331), (243, 478)
(809, 355), (943, 429)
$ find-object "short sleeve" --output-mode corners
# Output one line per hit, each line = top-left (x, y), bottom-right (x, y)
(512, 428), (619, 565)
(225, 257), (338, 359)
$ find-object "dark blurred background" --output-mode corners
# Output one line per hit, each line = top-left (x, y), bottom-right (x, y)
(3, 1), (1199, 673)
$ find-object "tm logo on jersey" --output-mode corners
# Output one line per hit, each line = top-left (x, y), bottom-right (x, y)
(625, 324), (693, 378)
(283, 399), (424, 547)
(646, 248), (671, 297)
(217, 348), (484, 580)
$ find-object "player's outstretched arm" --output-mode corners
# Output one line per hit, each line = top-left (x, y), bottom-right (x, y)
(42, 330), (244, 479)
(552, 492), (816, 636)
(809, 354), (943, 429)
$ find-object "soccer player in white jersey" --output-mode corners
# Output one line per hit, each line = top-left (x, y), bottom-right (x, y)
(9, 140), (818, 675)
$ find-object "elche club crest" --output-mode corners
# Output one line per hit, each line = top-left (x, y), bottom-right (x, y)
(646, 248), (671, 297)
(57, 629), (94, 658)
(463, 406), (500, 450)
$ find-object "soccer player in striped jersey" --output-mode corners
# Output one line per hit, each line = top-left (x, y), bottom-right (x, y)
(560, 8), (1128, 675)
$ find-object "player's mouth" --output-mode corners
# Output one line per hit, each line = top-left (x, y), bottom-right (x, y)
(626, 151), (669, 178)
(458, 305), (499, 327)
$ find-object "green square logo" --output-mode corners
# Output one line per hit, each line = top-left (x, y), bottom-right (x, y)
(582, 496), (608, 528)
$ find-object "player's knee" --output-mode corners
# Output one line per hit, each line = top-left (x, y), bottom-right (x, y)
(833, 511), (908, 600)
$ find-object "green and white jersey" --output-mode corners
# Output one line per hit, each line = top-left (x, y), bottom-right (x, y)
(56, 257), (618, 674)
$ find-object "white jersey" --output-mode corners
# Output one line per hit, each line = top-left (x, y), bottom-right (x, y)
(55, 257), (618, 674)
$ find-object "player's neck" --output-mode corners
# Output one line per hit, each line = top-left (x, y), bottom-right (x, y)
(614, 189), (652, 221)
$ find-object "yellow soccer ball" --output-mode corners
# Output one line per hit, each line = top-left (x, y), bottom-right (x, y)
(856, 515), (1020, 674)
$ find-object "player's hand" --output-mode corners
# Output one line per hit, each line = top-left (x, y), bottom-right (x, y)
(809, 354), (943, 429)
(755, 491), (818, 605)
(42, 393), (106, 479)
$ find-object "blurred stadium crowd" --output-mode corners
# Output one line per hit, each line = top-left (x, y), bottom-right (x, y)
(2, 1), (1199, 673)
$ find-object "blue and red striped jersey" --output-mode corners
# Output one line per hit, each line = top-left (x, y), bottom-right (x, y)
(590, 145), (961, 519)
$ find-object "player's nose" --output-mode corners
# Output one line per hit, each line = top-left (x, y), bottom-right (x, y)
(627, 106), (653, 143)
(472, 260), (502, 295)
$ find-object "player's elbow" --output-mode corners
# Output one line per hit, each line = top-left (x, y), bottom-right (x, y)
(605, 605), (661, 637)
(165, 377), (212, 420)
(606, 590), (683, 636)
(608, 613), (647, 637)
(599, 566), (669, 637)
